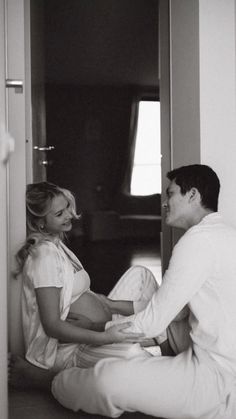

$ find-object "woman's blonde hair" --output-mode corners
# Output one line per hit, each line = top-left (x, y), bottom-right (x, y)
(15, 182), (80, 275)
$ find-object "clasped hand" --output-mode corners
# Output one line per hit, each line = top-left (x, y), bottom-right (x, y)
(67, 313), (145, 343)
(105, 322), (145, 343)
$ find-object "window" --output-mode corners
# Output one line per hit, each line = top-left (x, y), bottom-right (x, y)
(131, 100), (161, 196)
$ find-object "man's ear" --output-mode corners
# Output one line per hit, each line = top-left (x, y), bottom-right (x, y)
(189, 187), (200, 203)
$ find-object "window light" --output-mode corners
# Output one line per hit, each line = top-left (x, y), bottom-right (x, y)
(131, 101), (161, 196)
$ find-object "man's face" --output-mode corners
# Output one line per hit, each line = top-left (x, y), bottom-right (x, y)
(163, 180), (192, 230)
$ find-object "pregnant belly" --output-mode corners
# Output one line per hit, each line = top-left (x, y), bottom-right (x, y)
(70, 290), (112, 323)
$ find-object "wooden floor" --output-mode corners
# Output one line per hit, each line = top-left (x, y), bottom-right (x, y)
(9, 237), (163, 419)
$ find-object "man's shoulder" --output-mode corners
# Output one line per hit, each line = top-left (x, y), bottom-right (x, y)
(179, 215), (236, 249)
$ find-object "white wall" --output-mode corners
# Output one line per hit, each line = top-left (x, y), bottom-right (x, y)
(169, 0), (201, 245)
(169, 0), (201, 168)
(199, 0), (236, 226)
(160, 0), (202, 257)
(159, 0), (172, 271)
(160, 0), (236, 263)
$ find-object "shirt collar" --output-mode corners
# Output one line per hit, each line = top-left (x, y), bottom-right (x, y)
(199, 211), (221, 225)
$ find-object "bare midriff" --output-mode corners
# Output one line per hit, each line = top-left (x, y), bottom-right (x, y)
(70, 290), (112, 323)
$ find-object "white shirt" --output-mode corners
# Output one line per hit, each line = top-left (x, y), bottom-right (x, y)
(108, 213), (236, 375)
(21, 238), (90, 369)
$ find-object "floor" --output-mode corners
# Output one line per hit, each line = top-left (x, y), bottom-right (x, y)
(9, 389), (160, 419)
(9, 237), (163, 419)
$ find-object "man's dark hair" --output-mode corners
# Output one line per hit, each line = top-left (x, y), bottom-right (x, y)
(167, 164), (220, 211)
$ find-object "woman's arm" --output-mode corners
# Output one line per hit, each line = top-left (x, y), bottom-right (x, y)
(36, 287), (144, 345)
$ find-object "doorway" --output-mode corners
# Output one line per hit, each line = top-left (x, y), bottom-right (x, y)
(30, 0), (162, 276)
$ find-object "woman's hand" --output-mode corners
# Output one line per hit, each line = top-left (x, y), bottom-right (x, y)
(104, 322), (145, 344)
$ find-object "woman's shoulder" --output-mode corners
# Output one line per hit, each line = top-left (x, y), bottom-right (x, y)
(28, 236), (61, 260)
(23, 238), (63, 276)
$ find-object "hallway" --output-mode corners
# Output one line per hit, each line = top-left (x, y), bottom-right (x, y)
(9, 237), (163, 419)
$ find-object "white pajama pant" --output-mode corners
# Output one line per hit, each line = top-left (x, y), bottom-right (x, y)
(52, 347), (236, 419)
(52, 293), (236, 419)
(56, 265), (159, 370)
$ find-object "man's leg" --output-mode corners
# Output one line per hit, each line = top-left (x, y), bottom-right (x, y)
(52, 348), (226, 419)
(159, 317), (191, 356)
(167, 317), (191, 354)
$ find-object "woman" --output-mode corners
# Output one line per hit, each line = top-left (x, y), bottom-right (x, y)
(15, 182), (158, 373)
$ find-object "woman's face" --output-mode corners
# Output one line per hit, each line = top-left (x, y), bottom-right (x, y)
(44, 194), (73, 236)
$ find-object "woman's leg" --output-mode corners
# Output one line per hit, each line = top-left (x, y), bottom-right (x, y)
(108, 265), (158, 318)
(66, 267), (159, 369)
(72, 341), (151, 369)
(73, 266), (190, 367)
(10, 267), (160, 384)
(108, 266), (167, 347)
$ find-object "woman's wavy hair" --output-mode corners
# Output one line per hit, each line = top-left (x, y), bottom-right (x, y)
(15, 182), (80, 275)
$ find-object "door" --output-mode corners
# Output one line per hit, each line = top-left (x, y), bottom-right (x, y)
(1, 0), (27, 415)
(0, 1), (9, 416)
(30, 0), (48, 182)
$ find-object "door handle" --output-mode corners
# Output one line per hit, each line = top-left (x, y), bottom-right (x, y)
(34, 145), (55, 151)
(39, 160), (52, 166)
(6, 79), (23, 92)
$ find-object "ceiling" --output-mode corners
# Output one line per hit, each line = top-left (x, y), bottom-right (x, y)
(44, 0), (159, 88)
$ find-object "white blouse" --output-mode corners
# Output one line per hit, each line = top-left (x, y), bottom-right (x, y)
(21, 238), (90, 369)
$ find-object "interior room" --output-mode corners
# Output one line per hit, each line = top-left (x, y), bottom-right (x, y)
(3, 1), (236, 418)
(9, 1), (163, 418)
(30, 0), (163, 284)
(32, 0), (162, 243)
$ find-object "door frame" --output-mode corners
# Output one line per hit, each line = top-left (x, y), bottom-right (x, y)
(0, 0), (9, 415)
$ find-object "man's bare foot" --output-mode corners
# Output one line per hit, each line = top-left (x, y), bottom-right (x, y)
(9, 354), (55, 392)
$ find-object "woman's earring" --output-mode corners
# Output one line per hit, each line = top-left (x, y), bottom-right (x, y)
(40, 224), (44, 230)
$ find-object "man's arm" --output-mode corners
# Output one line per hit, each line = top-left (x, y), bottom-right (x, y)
(105, 230), (213, 338)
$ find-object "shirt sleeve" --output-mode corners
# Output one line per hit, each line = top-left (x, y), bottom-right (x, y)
(106, 228), (214, 337)
(133, 300), (150, 313)
(28, 242), (64, 289)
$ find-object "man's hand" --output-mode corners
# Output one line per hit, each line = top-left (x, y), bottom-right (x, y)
(96, 294), (114, 313)
(97, 294), (134, 316)
(104, 322), (145, 344)
(67, 312), (93, 328)
(140, 338), (157, 347)
(67, 312), (94, 329)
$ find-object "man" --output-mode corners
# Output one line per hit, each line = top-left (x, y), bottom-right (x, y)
(51, 165), (236, 418)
